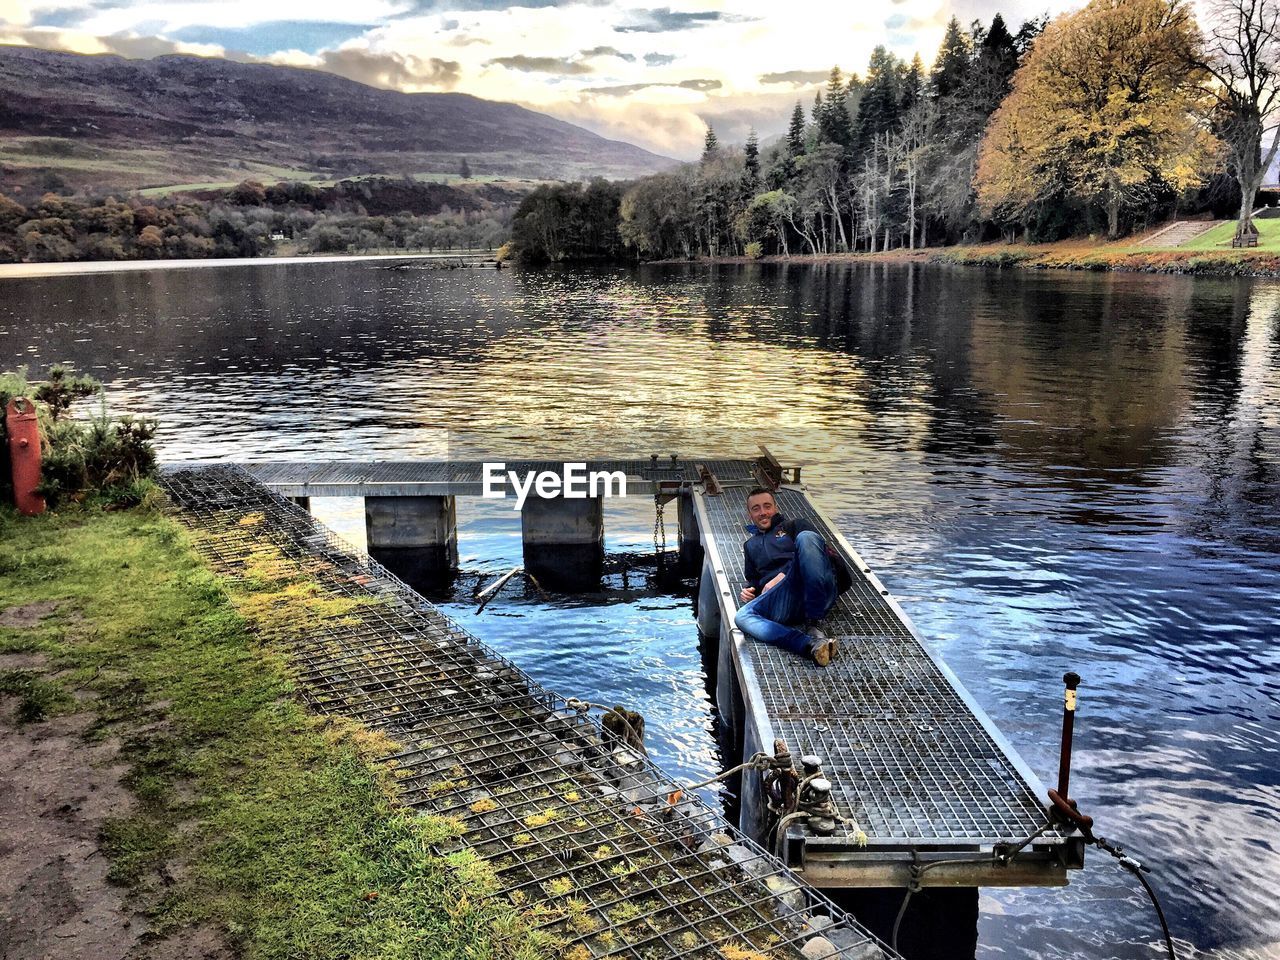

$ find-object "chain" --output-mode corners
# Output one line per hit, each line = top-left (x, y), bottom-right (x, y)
(653, 496), (667, 556)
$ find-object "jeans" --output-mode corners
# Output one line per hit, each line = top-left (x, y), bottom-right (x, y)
(733, 530), (838, 655)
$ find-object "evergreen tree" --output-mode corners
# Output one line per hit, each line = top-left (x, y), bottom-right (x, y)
(1013, 14), (1048, 56)
(970, 14), (1021, 118)
(900, 53), (925, 113)
(787, 102), (807, 156)
(459, 157), (472, 179)
(930, 17), (972, 98)
(818, 66), (855, 148)
(812, 90), (823, 123)
(855, 46), (902, 147)
(701, 125), (720, 163)
(743, 129), (761, 185)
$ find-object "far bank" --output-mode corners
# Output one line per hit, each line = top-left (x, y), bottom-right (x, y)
(653, 235), (1280, 279)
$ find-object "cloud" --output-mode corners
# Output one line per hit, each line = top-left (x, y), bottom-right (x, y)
(486, 54), (593, 74)
(579, 44), (633, 61)
(643, 51), (674, 66)
(582, 82), (650, 96)
(0, 25), (227, 59)
(314, 47), (460, 88)
(614, 7), (725, 33)
(542, 96), (708, 155)
(758, 69), (829, 85)
(0, 0), (34, 27)
(583, 76), (721, 96)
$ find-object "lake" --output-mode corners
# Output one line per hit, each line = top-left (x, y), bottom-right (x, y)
(1, 259), (1276, 960)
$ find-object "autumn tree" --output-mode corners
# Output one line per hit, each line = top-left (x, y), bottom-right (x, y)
(976, 0), (1217, 238)
(230, 180), (267, 206)
(1194, 0), (1280, 236)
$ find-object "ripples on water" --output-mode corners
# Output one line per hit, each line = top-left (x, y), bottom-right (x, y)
(1, 261), (1277, 959)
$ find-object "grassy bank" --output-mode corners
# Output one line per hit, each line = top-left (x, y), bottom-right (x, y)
(0, 498), (550, 960)
(675, 228), (1280, 277)
(924, 240), (1280, 276)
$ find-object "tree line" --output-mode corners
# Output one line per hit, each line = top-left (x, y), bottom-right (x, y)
(512, 0), (1280, 261)
(0, 177), (514, 263)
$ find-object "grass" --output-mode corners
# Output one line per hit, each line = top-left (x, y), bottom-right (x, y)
(0, 668), (75, 722)
(1173, 217), (1280, 251)
(922, 231), (1280, 275)
(0, 497), (552, 960)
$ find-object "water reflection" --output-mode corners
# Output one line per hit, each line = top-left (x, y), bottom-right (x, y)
(2, 260), (1278, 959)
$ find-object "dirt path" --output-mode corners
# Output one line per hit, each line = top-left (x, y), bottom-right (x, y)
(0, 691), (142, 960)
(0, 600), (230, 960)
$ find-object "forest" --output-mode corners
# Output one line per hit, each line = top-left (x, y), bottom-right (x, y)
(510, 0), (1280, 262)
(0, 178), (514, 263)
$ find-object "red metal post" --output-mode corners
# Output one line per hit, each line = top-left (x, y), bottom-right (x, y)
(6, 397), (46, 516)
(1056, 671), (1082, 799)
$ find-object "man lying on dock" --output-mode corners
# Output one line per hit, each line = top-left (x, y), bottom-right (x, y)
(734, 487), (846, 666)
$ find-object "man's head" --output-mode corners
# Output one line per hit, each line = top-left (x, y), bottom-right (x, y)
(746, 488), (778, 531)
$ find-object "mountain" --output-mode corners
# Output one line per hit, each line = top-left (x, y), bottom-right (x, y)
(0, 45), (676, 196)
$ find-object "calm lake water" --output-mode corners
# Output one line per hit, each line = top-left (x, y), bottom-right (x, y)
(2, 260), (1277, 960)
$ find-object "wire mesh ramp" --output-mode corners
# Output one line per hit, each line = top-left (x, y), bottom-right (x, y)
(695, 482), (1081, 888)
(159, 464), (896, 960)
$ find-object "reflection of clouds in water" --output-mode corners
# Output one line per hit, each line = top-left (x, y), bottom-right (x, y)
(3, 261), (1280, 956)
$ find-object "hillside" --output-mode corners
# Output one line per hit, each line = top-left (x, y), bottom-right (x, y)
(0, 45), (675, 196)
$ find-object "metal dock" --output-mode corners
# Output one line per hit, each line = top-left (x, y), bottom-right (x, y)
(159, 464), (893, 960)
(692, 472), (1080, 888)
(228, 456), (1083, 892)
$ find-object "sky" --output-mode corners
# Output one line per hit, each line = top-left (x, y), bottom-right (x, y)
(0, 0), (1079, 159)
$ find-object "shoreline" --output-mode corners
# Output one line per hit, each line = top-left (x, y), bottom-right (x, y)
(9, 241), (1280, 280)
(0, 249), (492, 280)
(649, 242), (1280, 277)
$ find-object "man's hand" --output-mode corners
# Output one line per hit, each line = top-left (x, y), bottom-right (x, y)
(763, 571), (786, 593)
(739, 586), (757, 603)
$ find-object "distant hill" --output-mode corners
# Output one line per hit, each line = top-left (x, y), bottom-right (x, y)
(0, 45), (676, 197)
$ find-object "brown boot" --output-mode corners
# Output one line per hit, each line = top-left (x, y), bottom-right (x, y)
(806, 626), (838, 667)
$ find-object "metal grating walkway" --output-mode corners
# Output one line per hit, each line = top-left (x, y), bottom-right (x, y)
(159, 465), (892, 960)
(239, 459), (759, 497)
(696, 482), (1071, 878)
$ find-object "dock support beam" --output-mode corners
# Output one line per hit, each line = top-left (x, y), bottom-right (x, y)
(365, 495), (458, 581)
(286, 495), (311, 512)
(837, 888), (978, 960)
(677, 492), (701, 569)
(521, 495), (604, 590)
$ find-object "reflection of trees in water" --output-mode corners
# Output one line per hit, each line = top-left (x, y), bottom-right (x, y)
(958, 271), (1202, 476)
(0, 262), (525, 377)
(6, 261), (1276, 548)
(1181, 282), (1280, 551)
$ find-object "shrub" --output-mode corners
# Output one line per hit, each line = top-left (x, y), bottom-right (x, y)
(0, 365), (157, 509)
(744, 241), (763, 260)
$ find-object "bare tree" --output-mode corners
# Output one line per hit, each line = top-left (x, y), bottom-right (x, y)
(1198, 0), (1280, 238)
(899, 98), (939, 249)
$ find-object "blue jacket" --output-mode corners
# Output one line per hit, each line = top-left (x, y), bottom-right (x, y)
(742, 514), (818, 592)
